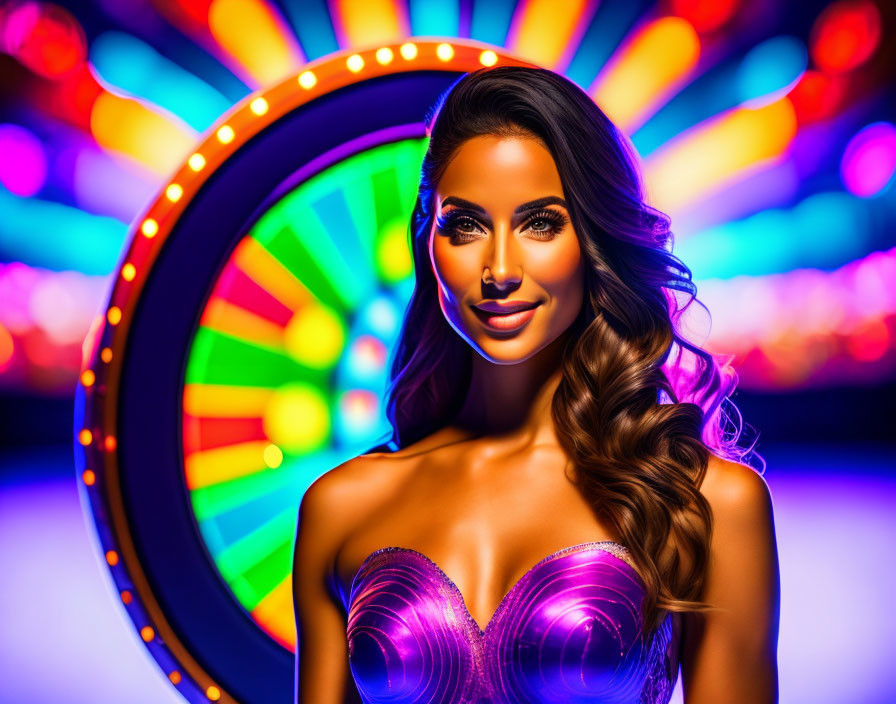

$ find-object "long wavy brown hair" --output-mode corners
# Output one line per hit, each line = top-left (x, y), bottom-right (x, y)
(380, 66), (763, 635)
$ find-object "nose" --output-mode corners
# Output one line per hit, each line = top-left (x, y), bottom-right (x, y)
(482, 221), (522, 291)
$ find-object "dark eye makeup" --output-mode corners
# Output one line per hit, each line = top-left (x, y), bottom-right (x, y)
(436, 208), (569, 242)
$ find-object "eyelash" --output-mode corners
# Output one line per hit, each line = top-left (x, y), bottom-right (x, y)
(436, 209), (569, 242)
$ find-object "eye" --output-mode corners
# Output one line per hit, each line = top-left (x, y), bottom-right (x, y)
(436, 212), (484, 241)
(524, 209), (568, 239)
(454, 216), (479, 233)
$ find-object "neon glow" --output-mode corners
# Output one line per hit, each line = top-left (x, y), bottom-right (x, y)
(207, 0), (304, 88)
(840, 122), (896, 198)
(89, 31), (231, 131)
(736, 35), (808, 108)
(809, 0), (881, 74)
(0, 124), (47, 197)
(591, 16), (701, 132)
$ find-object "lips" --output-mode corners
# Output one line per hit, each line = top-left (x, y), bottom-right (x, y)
(470, 301), (541, 332)
(472, 300), (540, 314)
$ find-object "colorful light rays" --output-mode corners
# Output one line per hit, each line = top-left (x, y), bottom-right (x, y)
(643, 96), (798, 214)
(331, 0), (410, 49)
(591, 16), (701, 133)
(736, 35), (808, 108)
(0, 120), (158, 226)
(89, 90), (199, 176)
(207, 0), (304, 87)
(0, 1), (892, 400)
(679, 190), (873, 279)
(505, 0), (596, 70)
(89, 30), (232, 132)
(0, 185), (127, 274)
(701, 244), (896, 388)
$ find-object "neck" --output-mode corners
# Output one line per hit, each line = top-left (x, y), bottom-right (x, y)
(449, 331), (569, 446)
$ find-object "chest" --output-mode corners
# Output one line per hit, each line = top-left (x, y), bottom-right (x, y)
(345, 545), (680, 703)
(337, 459), (611, 630)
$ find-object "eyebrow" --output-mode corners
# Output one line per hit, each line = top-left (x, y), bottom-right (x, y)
(439, 195), (567, 226)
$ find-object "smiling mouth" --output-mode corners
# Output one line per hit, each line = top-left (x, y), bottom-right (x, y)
(470, 302), (541, 332)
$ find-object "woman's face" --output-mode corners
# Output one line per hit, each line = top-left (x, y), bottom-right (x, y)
(429, 134), (586, 364)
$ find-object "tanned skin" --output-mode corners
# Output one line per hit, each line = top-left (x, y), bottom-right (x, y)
(293, 134), (780, 703)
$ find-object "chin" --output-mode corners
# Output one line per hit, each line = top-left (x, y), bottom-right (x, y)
(469, 336), (550, 365)
(446, 309), (557, 363)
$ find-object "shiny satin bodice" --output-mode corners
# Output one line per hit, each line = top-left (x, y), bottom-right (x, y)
(345, 541), (680, 703)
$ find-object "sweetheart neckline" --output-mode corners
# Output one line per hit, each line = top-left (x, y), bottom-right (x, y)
(348, 540), (642, 638)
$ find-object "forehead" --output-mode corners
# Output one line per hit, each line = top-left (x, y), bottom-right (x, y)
(435, 134), (565, 208)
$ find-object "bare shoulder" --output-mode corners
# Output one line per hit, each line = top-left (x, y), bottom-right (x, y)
(699, 454), (775, 534)
(297, 429), (453, 553)
(294, 450), (407, 624)
(297, 451), (399, 551)
(293, 453), (396, 704)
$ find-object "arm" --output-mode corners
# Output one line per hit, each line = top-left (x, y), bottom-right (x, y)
(293, 471), (365, 704)
(680, 457), (781, 703)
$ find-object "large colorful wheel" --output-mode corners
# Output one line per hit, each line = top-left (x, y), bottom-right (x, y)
(74, 41), (532, 704)
(182, 133), (427, 649)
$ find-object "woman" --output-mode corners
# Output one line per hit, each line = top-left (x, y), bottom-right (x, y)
(294, 65), (780, 703)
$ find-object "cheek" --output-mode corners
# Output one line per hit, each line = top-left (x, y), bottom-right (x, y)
(430, 237), (473, 304)
(533, 238), (585, 299)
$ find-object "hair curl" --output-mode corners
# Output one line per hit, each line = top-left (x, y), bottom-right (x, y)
(380, 66), (763, 635)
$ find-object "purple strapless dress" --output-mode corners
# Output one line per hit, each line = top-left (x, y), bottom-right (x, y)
(345, 541), (681, 703)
